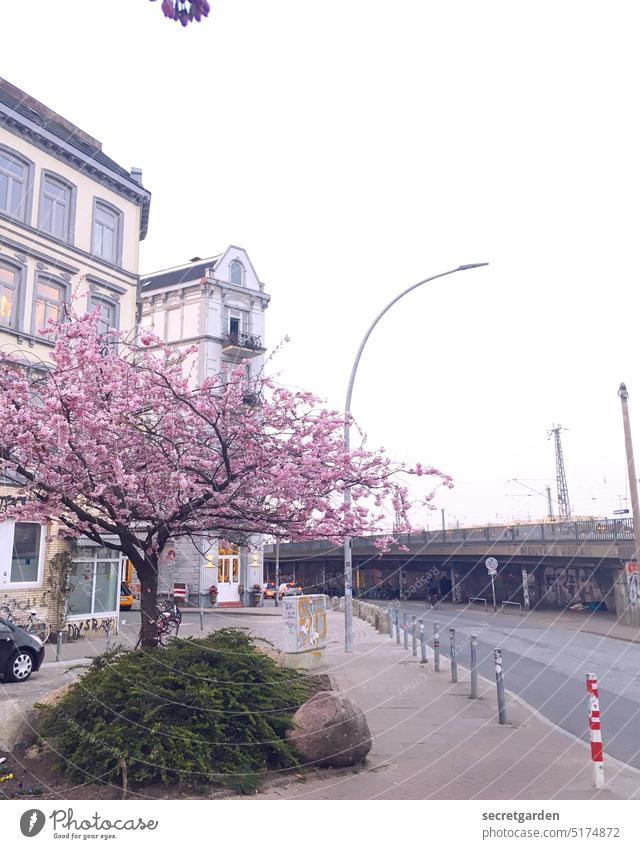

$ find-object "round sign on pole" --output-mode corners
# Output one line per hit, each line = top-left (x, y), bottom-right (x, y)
(485, 556), (498, 575)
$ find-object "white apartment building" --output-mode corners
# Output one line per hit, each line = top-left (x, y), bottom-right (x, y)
(139, 247), (270, 606)
(0, 77), (151, 636)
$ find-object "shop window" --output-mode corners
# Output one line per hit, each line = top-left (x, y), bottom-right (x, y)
(68, 547), (120, 617)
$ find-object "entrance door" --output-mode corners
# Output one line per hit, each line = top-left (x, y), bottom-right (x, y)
(216, 544), (240, 603)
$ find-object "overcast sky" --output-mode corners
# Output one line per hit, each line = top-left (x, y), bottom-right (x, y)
(4, 0), (640, 528)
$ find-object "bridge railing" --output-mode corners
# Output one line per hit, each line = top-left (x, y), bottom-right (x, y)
(263, 517), (634, 555)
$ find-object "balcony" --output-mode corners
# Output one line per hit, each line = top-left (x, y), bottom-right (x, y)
(221, 331), (265, 359)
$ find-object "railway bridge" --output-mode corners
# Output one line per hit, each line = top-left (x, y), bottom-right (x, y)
(264, 518), (639, 617)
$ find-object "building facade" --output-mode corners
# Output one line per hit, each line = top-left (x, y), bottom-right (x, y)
(0, 78), (151, 636)
(139, 247), (270, 605)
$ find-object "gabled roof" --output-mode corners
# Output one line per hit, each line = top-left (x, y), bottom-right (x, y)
(140, 255), (222, 293)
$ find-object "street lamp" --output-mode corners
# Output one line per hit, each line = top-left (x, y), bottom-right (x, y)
(342, 262), (489, 652)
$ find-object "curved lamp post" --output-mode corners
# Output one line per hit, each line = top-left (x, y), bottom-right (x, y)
(343, 262), (489, 652)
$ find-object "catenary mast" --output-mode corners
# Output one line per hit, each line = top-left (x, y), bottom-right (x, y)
(548, 424), (571, 519)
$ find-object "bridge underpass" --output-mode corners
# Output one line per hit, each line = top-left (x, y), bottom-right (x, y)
(264, 518), (637, 617)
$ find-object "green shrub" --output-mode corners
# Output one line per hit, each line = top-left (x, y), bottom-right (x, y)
(37, 629), (320, 794)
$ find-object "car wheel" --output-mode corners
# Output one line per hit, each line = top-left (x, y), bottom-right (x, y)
(5, 650), (34, 683)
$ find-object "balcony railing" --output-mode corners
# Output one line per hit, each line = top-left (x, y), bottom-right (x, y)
(222, 332), (263, 352)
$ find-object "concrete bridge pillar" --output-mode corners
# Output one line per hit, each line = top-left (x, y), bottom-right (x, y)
(614, 566), (640, 627)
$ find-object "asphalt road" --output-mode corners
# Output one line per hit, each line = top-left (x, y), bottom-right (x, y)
(394, 601), (640, 770)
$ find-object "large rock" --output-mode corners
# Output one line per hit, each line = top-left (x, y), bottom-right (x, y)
(288, 691), (372, 767)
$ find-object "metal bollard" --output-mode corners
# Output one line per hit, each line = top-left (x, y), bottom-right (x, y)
(494, 648), (507, 724)
(449, 627), (458, 683)
(434, 622), (440, 672)
(420, 619), (427, 663)
(395, 609), (400, 644)
(55, 629), (63, 662)
(470, 634), (478, 698)
(411, 615), (417, 656)
(403, 613), (408, 650)
(389, 608), (394, 639)
(200, 607), (204, 631)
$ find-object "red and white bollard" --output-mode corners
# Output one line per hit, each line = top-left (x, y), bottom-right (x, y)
(586, 673), (605, 788)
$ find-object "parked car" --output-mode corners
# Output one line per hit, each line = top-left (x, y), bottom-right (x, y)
(263, 582), (277, 599)
(0, 617), (45, 683)
(119, 581), (134, 610)
(277, 582), (303, 600)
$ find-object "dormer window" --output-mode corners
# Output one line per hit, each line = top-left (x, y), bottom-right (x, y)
(229, 260), (243, 287)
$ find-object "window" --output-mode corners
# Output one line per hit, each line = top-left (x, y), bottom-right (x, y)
(229, 260), (244, 286)
(225, 307), (248, 337)
(89, 294), (118, 336)
(0, 261), (19, 328)
(39, 173), (73, 242)
(0, 149), (27, 220)
(33, 275), (68, 336)
(92, 200), (121, 265)
(68, 547), (120, 617)
(0, 521), (45, 587)
(11, 524), (42, 582)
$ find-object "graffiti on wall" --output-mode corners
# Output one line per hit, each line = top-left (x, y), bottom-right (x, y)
(66, 617), (116, 641)
(0, 593), (47, 612)
(282, 595), (327, 653)
(626, 562), (640, 607)
(298, 596), (327, 651)
(542, 565), (603, 607)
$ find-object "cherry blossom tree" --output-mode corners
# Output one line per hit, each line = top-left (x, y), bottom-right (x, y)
(151, 0), (211, 27)
(0, 312), (449, 646)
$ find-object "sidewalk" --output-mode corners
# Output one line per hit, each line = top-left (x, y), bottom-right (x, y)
(254, 610), (640, 800)
(4, 605), (640, 799)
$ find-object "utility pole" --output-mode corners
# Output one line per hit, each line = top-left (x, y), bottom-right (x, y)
(274, 541), (280, 607)
(548, 424), (571, 518)
(618, 384), (640, 566)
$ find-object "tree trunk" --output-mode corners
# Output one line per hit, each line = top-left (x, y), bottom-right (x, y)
(139, 562), (160, 648)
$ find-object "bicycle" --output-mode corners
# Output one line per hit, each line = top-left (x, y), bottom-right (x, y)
(134, 599), (181, 649)
(1, 602), (51, 644)
(157, 597), (182, 630)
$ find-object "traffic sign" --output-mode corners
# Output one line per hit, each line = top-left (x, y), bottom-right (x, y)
(485, 556), (498, 575)
(613, 509), (630, 515)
